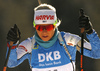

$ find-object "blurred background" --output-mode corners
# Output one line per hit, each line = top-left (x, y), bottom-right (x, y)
(0, 0), (100, 71)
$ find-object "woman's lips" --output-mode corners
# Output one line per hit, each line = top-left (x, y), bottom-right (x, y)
(42, 36), (48, 38)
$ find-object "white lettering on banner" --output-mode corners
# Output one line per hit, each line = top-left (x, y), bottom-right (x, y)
(39, 61), (61, 67)
(39, 63), (45, 66)
(53, 61), (61, 65)
(46, 52), (53, 61)
(35, 15), (54, 20)
(45, 63), (53, 66)
(38, 51), (61, 62)
(38, 54), (45, 62)
(54, 51), (61, 60)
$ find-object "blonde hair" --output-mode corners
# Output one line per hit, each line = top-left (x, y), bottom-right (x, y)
(34, 4), (56, 12)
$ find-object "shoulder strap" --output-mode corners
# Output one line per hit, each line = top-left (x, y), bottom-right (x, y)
(58, 32), (72, 60)
(31, 35), (36, 49)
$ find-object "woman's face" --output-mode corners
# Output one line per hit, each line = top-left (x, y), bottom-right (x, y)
(36, 24), (56, 41)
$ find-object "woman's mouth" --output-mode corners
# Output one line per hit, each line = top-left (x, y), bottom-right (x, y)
(42, 36), (48, 38)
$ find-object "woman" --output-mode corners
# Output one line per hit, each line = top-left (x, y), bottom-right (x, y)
(6, 4), (100, 71)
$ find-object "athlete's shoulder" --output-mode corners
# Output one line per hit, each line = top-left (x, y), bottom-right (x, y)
(17, 36), (34, 59)
(60, 31), (81, 46)
(18, 37), (33, 51)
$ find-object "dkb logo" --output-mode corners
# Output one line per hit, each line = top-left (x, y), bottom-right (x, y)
(38, 51), (61, 62)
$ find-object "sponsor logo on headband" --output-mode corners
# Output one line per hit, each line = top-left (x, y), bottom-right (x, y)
(35, 15), (54, 20)
(43, 20), (47, 22)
